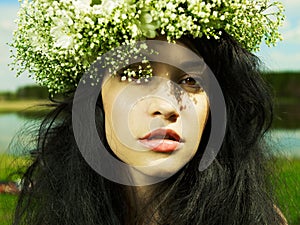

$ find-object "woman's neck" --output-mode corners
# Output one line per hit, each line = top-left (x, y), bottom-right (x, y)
(124, 185), (161, 225)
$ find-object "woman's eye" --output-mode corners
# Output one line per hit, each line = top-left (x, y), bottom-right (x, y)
(179, 76), (203, 93)
(180, 77), (196, 85)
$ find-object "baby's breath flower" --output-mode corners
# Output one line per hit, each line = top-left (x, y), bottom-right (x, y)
(73, 0), (91, 13)
(10, 0), (285, 94)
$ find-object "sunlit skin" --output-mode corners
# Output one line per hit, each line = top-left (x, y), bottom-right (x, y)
(101, 40), (209, 177)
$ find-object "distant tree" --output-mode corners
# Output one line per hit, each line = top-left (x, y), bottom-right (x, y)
(0, 91), (16, 100)
(16, 85), (49, 100)
(263, 72), (300, 99)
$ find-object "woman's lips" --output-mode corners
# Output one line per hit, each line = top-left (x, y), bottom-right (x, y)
(139, 139), (183, 152)
(138, 129), (184, 153)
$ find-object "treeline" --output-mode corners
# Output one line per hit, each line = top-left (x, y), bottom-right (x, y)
(262, 72), (300, 129)
(262, 72), (300, 101)
(0, 85), (49, 100)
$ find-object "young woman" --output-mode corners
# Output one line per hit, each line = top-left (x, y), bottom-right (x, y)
(11, 0), (286, 224)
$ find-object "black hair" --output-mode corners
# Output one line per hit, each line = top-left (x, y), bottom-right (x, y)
(12, 32), (286, 225)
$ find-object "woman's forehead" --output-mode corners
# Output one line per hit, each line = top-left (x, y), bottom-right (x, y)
(103, 37), (206, 81)
(146, 39), (204, 71)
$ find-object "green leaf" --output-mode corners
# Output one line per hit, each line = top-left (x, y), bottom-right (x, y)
(91, 0), (101, 6)
(140, 13), (153, 24)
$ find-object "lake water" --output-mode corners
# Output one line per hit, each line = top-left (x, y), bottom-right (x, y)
(0, 113), (300, 157)
(0, 113), (26, 154)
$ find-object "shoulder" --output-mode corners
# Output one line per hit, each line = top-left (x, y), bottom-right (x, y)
(274, 205), (288, 225)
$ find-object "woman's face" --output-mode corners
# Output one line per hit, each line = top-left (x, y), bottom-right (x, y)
(101, 40), (209, 177)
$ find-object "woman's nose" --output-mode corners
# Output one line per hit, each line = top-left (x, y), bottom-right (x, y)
(148, 100), (179, 123)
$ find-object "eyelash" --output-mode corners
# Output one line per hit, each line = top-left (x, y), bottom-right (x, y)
(178, 74), (203, 93)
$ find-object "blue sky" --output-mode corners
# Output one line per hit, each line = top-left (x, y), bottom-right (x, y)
(0, 0), (299, 91)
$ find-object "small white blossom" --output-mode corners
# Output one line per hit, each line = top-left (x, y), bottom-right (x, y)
(131, 24), (140, 37)
(73, 0), (91, 13)
(50, 16), (75, 49)
(101, 0), (122, 15)
(51, 28), (74, 49)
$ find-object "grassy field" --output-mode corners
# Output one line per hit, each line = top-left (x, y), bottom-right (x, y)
(274, 158), (300, 225)
(0, 194), (18, 225)
(0, 154), (30, 225)
(0, 154), (299, 225)
(0, 100), (51, 114)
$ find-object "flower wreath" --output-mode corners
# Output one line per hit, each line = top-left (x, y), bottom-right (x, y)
(10, 0), (285, 94)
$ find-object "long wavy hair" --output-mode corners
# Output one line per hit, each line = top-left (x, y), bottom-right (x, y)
(12, 33), (286, 225)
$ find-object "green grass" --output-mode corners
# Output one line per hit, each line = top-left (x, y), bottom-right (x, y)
(0, 100), (51, 114)
(274, 158), (300, 225)
(0, 195), (18, 225)
(0, 154), (30, 225)
(0, 154), (299, 225)
(0, 155), (29, 181)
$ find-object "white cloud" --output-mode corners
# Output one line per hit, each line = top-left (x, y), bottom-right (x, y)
(281, 18), (291, 30)
(0, 17), (16, 31)
(281, 0), (300, 9)
(259, 50), (300, 72)
(272, 51), (300, 71)
(283, 20), (300, 43)
(0, 26), (14, 65)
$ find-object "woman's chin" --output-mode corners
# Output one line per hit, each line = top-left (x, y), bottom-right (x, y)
(130, 158), (186, 179)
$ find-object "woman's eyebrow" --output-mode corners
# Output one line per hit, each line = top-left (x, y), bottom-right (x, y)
(179, 60), (206, 73)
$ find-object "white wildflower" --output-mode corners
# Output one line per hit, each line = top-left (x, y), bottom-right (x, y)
(50, 17), (75, 49)
(73, 0), (91, 13)
(101, 0), (122, 15)
(131, 24), (140, 37)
